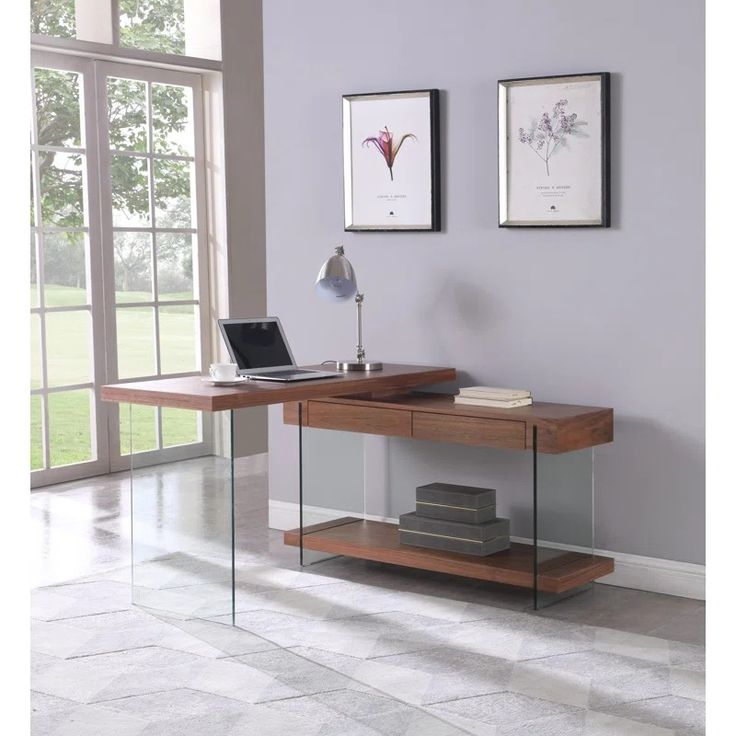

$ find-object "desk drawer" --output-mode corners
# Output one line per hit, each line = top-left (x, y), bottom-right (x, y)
(412, 412), (525, 449)
(308, 401), (412, 437)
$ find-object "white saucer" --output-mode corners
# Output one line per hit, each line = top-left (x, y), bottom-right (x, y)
(201, 376), (249, 386)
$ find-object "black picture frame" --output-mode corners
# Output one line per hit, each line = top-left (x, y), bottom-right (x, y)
(342, 89), (441, 232)
(498, 72), (610, 228)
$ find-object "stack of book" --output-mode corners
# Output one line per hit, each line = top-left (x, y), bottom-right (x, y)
(399, 483), (510, 557)
(454, 386), (532, 409)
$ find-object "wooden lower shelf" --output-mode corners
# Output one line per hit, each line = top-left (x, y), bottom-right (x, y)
(284, 518), (614, 594)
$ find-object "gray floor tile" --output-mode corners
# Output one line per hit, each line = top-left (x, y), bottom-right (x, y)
(669, 667), (705, 702)
(522, 649), (660, 682)
(539, 586), (704, 646)
(498, 711), (586, 736)
(234, 647), (353, 694)
(32, 582), (131, 622)
(164, 616), (279, 657)
(433, 691), (578, 726)
(32, 646), (209, 704)
(668, 642), (705, 672)
(370, 646), (512, 705)
(360, 707), (473, 735)
(263, 693), (386, 736)
(598, 695), (705, 734)
(33, 703), (148, 736)
(314, 687), (410, 718)
(31, 690), (78, 714)
(588, 665), (671, 708)
(647, 606), (706, 646)
(101, 687), (247, 720)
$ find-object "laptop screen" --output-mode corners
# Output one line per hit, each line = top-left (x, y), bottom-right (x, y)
(219, 320), (293, 370)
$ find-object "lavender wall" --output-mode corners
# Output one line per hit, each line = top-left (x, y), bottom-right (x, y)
(262, 0), (705, 564)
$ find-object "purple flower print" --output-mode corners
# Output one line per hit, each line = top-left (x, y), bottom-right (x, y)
(363, 127), (416, 181)
(518, 99), (580, 176)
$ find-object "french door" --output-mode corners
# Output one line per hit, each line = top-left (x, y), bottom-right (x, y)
(31, 52), (212, 487)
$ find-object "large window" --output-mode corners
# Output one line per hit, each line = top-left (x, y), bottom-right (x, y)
(30, 52), (212, 486)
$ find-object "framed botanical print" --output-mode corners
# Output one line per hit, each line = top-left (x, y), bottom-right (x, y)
(498, 72), (610, 227)
(343, 89), (440, 231)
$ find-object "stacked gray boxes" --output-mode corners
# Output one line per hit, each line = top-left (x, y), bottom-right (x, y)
(399, 482), (511, 556)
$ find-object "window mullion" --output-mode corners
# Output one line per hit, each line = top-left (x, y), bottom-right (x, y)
(145, 78), (165, 452)
(31, 68), (50, 471)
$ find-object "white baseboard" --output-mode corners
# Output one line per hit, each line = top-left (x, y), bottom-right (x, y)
(268, 500), (705, 601)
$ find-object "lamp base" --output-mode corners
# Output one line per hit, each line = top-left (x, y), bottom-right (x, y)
(335, 360), (383, 372)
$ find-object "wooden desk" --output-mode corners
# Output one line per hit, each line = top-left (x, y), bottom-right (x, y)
(101, 364), (454, 621)
(101, 366), (614, 609)
(101, 364), (456, 410)
(283, 392), (613, 454)
(283, 392), (615, 599)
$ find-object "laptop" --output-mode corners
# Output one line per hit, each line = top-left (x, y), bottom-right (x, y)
(217, 317), (342, 382)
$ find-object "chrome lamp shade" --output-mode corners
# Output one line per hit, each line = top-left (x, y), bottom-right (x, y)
(314, 246), (382, 371)
(314, 247), (358, 302)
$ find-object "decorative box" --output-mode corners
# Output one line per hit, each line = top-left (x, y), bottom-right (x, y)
(415, 482), (497, 523)
(398, 512), (510, 556)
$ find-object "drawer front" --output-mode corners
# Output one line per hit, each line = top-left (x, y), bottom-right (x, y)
(412, 412), (525, 449)
(307, 401), (412, 437)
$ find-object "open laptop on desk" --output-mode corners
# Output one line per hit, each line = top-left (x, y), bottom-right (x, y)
(218, 317), (342, 382)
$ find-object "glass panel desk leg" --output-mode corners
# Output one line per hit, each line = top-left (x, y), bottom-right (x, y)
(128, 403), (235, 624)
(533, 425), (596, 610)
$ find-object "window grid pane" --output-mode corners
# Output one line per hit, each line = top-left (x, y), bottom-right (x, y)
(119, 0), (185, 55)
(31, 395), (45, 471)
(34, 67), (82, 148)
(114, 232), (153, 303)
(159, 304), (199, 375)
(42, 231), (89, 307)
(162, 407), (201, 448)
(45, 310), (93, 387)
(116, 306), (157, 379)
(107, 77), (148, 152)
(48, 389), (94, 467)
(31, 1), (76, 40)
(120, 404), (159, 455)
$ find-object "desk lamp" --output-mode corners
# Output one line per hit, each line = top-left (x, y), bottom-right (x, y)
(315, 246), (383, 371)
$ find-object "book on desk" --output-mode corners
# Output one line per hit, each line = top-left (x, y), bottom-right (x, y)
(455, 386), (533, 409)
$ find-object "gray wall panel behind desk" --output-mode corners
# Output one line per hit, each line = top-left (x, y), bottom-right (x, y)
(220, 0), (268, 456)
(263, 0), (705, 564)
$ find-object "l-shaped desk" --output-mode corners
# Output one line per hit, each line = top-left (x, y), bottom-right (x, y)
(102, 363), (614, 616)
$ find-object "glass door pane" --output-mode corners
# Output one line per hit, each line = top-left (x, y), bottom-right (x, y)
(31, 53), (107, 485)
(99, 63), (210, 468)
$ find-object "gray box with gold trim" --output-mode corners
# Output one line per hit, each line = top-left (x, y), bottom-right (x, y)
(415, 482), (497, 523)
(398, 512), (510, 556)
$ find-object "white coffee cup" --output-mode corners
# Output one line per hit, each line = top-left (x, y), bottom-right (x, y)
(209, 362), (238, 381)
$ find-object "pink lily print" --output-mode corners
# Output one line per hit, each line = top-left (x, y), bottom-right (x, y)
(363, 126), (416, 181)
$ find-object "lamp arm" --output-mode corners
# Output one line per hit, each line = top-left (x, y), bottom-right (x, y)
(355, 293), (365, 364)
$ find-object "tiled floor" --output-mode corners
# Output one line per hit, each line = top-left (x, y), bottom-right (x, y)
(31, 458), (705, 735)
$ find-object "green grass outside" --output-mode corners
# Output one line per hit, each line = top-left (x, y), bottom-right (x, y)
(31, 284), (200, 470)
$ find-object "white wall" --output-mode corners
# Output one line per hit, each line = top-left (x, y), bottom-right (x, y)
(262, 0), (705, 565)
